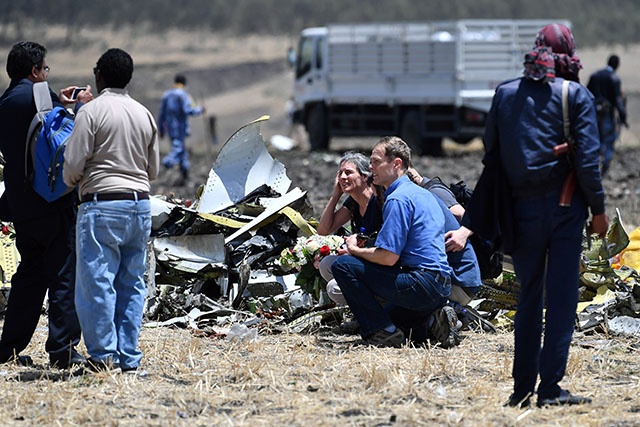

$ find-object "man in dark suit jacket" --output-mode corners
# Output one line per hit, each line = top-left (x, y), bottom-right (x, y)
(587, 54), (628, 176)
(0, 41), (91, 368)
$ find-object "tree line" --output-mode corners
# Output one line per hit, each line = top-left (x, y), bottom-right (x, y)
(1, 0), (637, 47)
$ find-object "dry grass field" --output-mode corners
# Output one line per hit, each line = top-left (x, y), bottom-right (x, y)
(1, 318), (639, 426)
(0, 24), (640, 426)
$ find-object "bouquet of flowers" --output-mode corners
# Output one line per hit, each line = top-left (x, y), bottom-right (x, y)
(278, 234), (344, 272)
(277, 234), (344, 299)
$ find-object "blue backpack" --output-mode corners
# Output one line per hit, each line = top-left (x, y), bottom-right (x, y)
(25, 82), (74, 202)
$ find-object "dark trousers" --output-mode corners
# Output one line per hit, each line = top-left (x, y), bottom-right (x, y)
(0, 206), (81, 361)
(511, 190), (587, 400)
(332, 255), (450, 338)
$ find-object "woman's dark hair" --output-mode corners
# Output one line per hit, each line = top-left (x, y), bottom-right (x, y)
(339, 151), (371, 180)
(339, 151), (386, 223)
(6, 41), (46, 80)
(96, 48), (134, 89)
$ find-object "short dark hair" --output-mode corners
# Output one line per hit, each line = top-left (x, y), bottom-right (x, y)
(6, 41), (46, 80)
(174, 74), (187, 85)
(95, 48), (133, 89)
(607, 54), (620, 70)
(374, 136), (412, 170)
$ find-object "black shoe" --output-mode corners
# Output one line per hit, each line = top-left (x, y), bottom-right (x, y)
(365, 328), (406, 348)
(0, 354), (33, 367)
(331, 320), (360, 335)
(537, 389), (592, 408)
(429, 305), (461, 349)
(50, 350), (86, 369)
(505, 392), (532, 408)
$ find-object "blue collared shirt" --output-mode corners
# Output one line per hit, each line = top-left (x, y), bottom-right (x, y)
(375, 175), (451, 275)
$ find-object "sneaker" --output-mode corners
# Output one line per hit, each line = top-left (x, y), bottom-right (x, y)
(429, 305), (461, 349)
(365, 328), (406, 348)
(72, 358), (119, 376)
(121, 367), (149, 378)
(537, 389), (592, 407)
(50, 350), (86, 369)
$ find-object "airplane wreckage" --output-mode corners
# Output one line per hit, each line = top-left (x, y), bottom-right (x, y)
(1, 116), (640, 340)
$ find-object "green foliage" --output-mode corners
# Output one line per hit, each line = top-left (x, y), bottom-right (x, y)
(0, 0), (637, 47)
(295, 263), (326, 299)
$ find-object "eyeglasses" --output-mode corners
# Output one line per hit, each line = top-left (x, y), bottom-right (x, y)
(93, 67), (99, 75)
(44, 66), (50, 74)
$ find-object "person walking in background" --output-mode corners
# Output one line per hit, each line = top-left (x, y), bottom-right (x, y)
(587, 54), (628, 176)
(0, 41), (91, 368)
(467, 24), (608, 408)
(157, 74), (205, 186)
(63, 48), (159, 373)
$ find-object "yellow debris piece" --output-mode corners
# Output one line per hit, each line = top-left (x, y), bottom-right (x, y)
(619, 226), (640, 272)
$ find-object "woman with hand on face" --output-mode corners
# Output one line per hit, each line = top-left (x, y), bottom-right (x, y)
(316, 151), (383, 305)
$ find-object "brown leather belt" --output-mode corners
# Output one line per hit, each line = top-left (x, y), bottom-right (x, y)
(81, 191), (149, 203)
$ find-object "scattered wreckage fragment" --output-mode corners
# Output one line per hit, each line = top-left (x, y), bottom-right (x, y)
(146, 116), (324, 333)
(474, 210), (640, 335)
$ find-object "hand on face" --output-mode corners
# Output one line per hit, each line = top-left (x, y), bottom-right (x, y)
(333, 173), (344, 196)
(337, 161), (367, 195)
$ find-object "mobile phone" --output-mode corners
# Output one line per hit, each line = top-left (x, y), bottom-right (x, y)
(70, 86), (87, 101)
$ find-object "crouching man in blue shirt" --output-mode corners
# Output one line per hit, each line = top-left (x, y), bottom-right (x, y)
(331, 136), (457, 348)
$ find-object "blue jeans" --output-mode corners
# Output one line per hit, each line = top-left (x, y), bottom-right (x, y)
(598, 114), (617, 176)
(162, 138), (189, 174)
(75, 198), (151, 370)
(511, 190), (586, 400)
(331, 255), (450, 337)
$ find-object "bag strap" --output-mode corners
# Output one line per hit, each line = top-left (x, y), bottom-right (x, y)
(33, 81), (53, 113)
(562, 79), (571, 140)
(25, 82), (54, 182)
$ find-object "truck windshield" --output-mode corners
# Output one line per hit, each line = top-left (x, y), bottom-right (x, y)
(296, 36), (315, 78)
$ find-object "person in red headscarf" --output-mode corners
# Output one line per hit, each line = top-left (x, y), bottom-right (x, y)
(464, 23), (608, 408)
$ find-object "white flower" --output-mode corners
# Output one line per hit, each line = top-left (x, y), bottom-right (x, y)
(278, 234), (344, 272)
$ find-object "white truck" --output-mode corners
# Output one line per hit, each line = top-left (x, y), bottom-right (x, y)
(291, 19), (571, 155)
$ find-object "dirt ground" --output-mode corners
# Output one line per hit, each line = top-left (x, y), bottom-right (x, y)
(0, 25), (639, 427)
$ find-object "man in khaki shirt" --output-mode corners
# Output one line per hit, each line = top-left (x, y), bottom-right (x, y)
(63, 48), (159, 374)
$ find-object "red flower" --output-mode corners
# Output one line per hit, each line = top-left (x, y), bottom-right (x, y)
(319, 245), (331, 256)
(1, 225), (9, 235)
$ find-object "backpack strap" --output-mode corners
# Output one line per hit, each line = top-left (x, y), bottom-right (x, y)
(420, 176), (445, 191)
(25, 82), (53, 182)
(33, 81), (53, 113)
(562, 79), (571, 142)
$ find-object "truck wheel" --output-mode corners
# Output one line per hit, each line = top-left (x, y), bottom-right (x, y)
(307, 104), (329, 151)
(400, 111), (423, 156)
